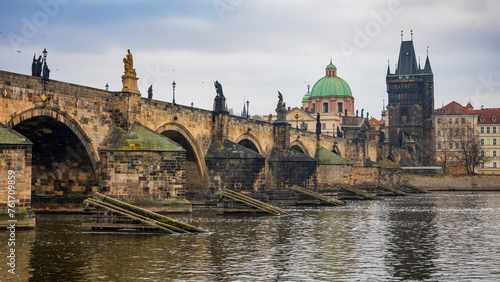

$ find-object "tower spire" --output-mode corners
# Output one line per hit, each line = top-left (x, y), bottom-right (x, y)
(387, 58), (391, 75)
(411, 30), (413, 40)
(401, 30), (403, 41)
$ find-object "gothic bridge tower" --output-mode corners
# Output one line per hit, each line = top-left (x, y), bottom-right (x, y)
(386, 31), (435, 166)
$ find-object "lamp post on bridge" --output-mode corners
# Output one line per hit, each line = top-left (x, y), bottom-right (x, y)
(246, 100), (249, 119)
(172, 81), (176, 105)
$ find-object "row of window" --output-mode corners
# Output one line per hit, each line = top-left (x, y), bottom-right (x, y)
(479, 162), (498, 169)
(299, 123), (338, 131)
(480, 138), (498, 146)
(437, 117), (468, 124)
(481, 150), (500, 157)
(480, 150), (498, 157)
(310, 102), (344, 114)
(437, 142), (462, 150)
(390, 93), (418, 101)
(480, 126), (499, 134)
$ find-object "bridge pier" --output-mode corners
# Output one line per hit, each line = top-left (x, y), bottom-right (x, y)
(0, 125), (36, 228)
(98, 122), (190, 212)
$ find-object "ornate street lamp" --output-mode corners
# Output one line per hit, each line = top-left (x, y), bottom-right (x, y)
(246, 100), (250, 118)
(172, 81), (176, 105)
(105, 83), (109, 91)
(295, 113), (299, 129)
(42, 48), (48, 64)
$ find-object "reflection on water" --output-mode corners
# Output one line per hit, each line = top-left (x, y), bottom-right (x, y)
(2, 192), (500, 281)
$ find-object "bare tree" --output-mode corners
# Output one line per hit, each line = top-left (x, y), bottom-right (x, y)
(436, 121), (457, 173)
(437, 117), (488, 174)
(452, 121), (488, 174)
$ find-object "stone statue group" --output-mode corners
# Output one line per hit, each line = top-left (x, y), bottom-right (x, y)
(31, 55), (43, 77)
(31, 52), (50, 81)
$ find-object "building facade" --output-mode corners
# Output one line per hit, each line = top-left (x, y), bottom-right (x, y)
(435, 102), (500, 174)
(477, 108), (500, 174)
(434, 102), (478, 173)
(386, 37), (435, 166)
(302, 60), (355, 117)
(268, 60), (356, 136)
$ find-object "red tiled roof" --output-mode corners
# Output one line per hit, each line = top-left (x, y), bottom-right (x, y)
(435, 101), (476, 115)
(476, 108), (500, 124)
(435, 101), (500, 124)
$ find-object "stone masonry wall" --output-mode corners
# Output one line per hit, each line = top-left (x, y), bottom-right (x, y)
(268, 160), (317, 191)
(403, 174), (500, 191)
(99, 151), (186, 200)
(317, 165), (352, 189)
(0, 145), (31, 209)
(205, 158), (266, 194)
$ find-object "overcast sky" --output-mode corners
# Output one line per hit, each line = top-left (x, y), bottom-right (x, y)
(1, 0), (499, 119)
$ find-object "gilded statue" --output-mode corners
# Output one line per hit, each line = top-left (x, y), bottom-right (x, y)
(123, 49), (137, 77)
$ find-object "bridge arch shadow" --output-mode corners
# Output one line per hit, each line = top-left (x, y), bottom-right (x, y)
(291, 139), (309, 156)
(8, 107), (99, 199)
(235, 132), (264, 155)
(156, 122), (207, 197)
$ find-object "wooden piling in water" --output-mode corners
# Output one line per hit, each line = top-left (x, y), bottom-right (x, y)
(82, 193), (205, 233)
(92, 192), (205, 233)
(216, 188), (288, 215)
(398, 183), (430, 193)
(375, 183), (408, 196)
(288, 185), (345, 205)
(338, 184), (381, 200)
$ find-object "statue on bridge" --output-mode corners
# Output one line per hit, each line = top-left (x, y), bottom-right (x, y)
(123, 49), (137, 77)
(337, 126), (343, 138)
(275, 91), (287, 121)
(214, 80), (224, 97)
(31, 54), (42, 77)
(42, 62), (50, 81)
(148, 85), (153, 100)
(316, 113), (321, 136)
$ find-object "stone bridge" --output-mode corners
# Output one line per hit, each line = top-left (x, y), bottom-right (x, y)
(0, 69), (385, 215)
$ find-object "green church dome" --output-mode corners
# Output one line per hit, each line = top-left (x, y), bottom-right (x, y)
(309, 76), (352, 98)
(326, 63), (336, 69)
(302, 91), (311, 102)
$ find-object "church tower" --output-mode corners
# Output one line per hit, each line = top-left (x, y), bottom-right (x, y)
(386, 31), (435, 166)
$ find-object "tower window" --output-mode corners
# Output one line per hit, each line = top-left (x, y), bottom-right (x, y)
(323, 103), (329, 113)
(311, 103), (316, 113)
(400, 108), (408, 124)
(337, 103), (343, 114)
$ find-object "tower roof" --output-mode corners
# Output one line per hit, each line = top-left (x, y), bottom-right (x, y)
(396, 40), (418, 75)
(423, 54), (433, 74)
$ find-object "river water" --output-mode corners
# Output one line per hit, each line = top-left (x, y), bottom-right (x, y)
(2, 191), (500, 281)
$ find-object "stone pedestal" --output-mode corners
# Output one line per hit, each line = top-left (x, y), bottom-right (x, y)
(121, 74), (139, 94)
(273, 121), (291, 152)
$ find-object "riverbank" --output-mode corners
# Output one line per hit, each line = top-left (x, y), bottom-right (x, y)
(403, 174), (500, 191)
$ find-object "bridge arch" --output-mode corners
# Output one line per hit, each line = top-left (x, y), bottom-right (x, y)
(235, 132), (264, 155)
(291, 139), (309, 156)
(8, 107), (99, 197)
(156, 122), (207, 196)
